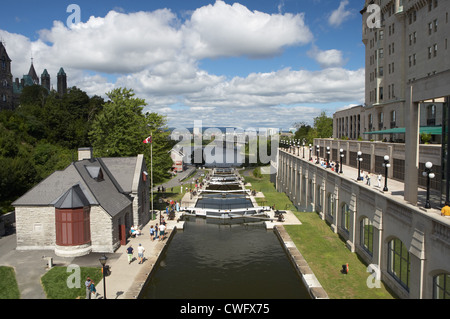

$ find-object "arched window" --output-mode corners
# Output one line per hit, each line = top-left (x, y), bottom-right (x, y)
(341, 203), (350, 232)
(387, 238), (410, 291)
(327, 193), (335, 217)
(433, 273), (450, 299)
(360, 217), (374, 256)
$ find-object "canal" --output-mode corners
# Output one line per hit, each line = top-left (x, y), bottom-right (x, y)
(140, 218), (310, 299)
(141, 149), (310, 299)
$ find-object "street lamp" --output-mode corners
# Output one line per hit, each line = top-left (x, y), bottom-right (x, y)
(339, 148), (344, 173)
(423, 161), (435, 209)
(302, 140), (305, 159)
(99, 254), (108, 299)
(326, 146), (330, 167)
(382, 155), (391, 191)
(357, 151), (363, 181)
(316, 145), (320, 164)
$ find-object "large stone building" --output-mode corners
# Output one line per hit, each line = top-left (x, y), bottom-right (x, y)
(334, 0), (449, 144)
(12, 148), (150, 257)
(0, 41), (68, 110)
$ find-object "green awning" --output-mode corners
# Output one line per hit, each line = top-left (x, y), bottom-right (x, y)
(364, 126), (442, 135)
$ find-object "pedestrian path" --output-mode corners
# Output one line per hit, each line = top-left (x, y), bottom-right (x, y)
(93, 210), (185, 299)
(286, 149), (446, 218)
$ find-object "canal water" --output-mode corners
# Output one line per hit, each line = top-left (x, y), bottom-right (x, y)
(141, 150), (310, 299)
(140, 218), (310, 299)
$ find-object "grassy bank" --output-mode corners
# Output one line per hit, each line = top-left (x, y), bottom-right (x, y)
(243, 169), (396, 299)
(0, 266), (20, 299)
(41, 266), (103, 299)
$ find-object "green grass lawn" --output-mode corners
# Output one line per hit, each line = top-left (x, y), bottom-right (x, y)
(0, 266), (20, 299)
(41, 266), (103, 299)
(243, 169), (396, 299)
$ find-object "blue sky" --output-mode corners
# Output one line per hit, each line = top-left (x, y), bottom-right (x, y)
(0, 0), (366, 130)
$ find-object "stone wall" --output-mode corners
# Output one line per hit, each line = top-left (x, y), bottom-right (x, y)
(277, 149), (450, 299)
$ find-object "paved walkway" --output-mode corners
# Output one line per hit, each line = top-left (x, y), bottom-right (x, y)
(284, 148), (448, 220)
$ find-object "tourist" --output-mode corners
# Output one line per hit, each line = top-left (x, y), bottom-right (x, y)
(90, 280), (97, 298)
(159, 223), (166, 241)
(377, 174), (382, 188)
(150, 225), (155, 241)
(137, 243), (145, 264)
(441, 202), (450, 216)
(365, 173), (371, 186)
(154, 223), (159, 240)
(335, 162), (340, 174)
(85, 277), (91, 299)
(127, 245), (134, 264)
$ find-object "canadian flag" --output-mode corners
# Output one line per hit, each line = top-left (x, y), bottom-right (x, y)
(143, 136), (152, 144)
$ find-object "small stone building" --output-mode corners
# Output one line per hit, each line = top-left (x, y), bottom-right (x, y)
(12, 148), (150, 257)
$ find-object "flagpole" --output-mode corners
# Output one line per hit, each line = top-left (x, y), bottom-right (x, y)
(151, 133), (154, 220)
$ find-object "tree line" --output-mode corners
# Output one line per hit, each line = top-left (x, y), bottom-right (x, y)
(0, 85), (173, 214)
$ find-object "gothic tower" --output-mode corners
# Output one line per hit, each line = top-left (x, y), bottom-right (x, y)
(0, 41), (14, 111)
(41, 69), (50, 91)
(57, 67), (67, 97)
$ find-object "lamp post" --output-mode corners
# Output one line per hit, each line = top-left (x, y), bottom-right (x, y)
(382, 155), (391, 191)
(423, 161), (435, 209)
(326, 146), (330, 167)
(357, 151), (363, 181)
(339, 148), (344, 173)
(316, 145), (320, 164)
(302, 140), (305, 159)
(99, 254), (108, 299)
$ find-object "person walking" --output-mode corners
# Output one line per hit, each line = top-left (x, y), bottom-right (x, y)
(137, 243), (145, 264)
(154, 223), (159, 240)
(377, 174), (382, 188)
(127, 245), (134, 264)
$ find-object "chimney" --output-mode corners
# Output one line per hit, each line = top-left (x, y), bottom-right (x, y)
(78, 147), (93, 161)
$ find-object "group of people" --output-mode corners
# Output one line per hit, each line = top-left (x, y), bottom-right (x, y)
(84, 276), (97, 299)
(149, 220), (167, 241)
(126, 243), (146, 264)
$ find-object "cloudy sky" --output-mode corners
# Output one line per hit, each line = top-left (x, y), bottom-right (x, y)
(0, 0), (365, 130)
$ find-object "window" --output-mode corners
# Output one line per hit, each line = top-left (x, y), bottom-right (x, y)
(379, 66), (383, 76)
(387, 238), (410, 291)
(434, 44), (438, 57)
(327, 193), (335, 217)
(55, 207), (91, 246)
(341, 203), (351, 232)
(379, 48), (384, 59)
(360, 218), (374, 256)
(379, 87), (384, 100)
(429, 22), (433, 35)
(413, 54), (416, 65)
(429, 46), (433, 59)
(433, 273), (450, 299)
(392, 84), (395, 98)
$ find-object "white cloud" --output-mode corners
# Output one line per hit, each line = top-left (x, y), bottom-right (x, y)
(307, 45), (347, 68)
(0, 1), (364, 130)
(328, 0), (353, 27)
(181, 0), (313, 59)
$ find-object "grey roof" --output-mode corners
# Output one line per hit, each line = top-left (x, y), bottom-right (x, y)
(13, 157), (136, 217)
(12, 165), (97, 207)
(99, 157), (138, 193)
(54, 184), (91, 209)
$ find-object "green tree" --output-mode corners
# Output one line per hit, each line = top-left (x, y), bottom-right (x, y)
(89, 88), (173, 183)
(313, 111), (333, 138)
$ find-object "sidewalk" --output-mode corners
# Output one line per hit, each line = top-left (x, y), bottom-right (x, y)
(94, 210), (185, 299)
(285, 148), (447, 219)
